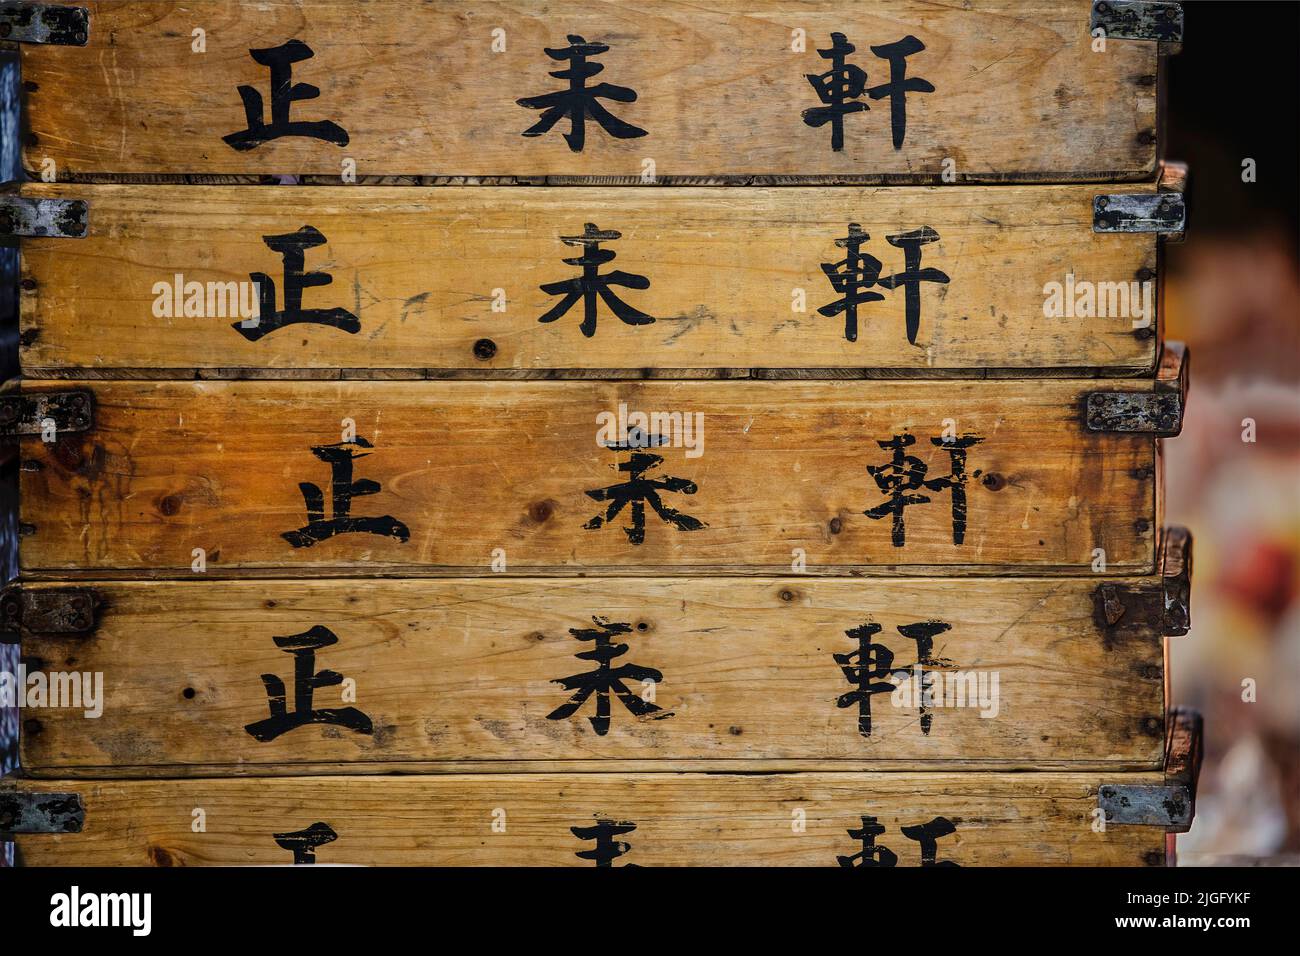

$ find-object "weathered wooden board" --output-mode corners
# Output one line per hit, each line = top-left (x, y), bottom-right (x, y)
(13, 368), (1186, 574)
(7, 539), (1190, 773)
(17, 181), (1162, 375)
(16, 0), (1166, 182)
(3, 770), (1171, 866)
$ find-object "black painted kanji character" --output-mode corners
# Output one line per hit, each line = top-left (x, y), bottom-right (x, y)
(837, 814), (960, 867)
(803, 32), (870, 152)
(867, 36), (933, 150)
(864, 432), (984, 547)
(571, 818), (639, 867)
(818, 223), (884, 342)
(837, 815), (898, 868)
(518, 35), (648, 152)
(893, 620), (955, 735)
(584, 438), (706, 545)
(538, 223), (654, 338)
(223, 39), (349, 151)
(901, 815), (959, 866)
(244, 625), (373, 742)
(547, 617), (672, 736)
(833, 621), (896, 737)
(273, 822), (338, 864)
(282, 437), (411, 548)
(239, 225), (359, 341)
(877, 227), (949, 345)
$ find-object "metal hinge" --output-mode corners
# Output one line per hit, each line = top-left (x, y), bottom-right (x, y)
(1098, 781), (1193, 830)
(1085, 391), (1182, 435)
(1094, 194), (1186, 235)
(0, 196), (88, 238)
(0, 790), (84, 834)
(0, 389), (95, 437)
(1099, 708), (1202, 832)
(0, 584), (101, 643)
(1093, 526), (1192, 636)
(1086, 342), (1188, 436)
(1090, 1), (1184, 42)
(0, 3), (87, 45)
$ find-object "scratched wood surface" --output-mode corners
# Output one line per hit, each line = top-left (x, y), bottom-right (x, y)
(19, 1), (1160, 182)
(5, 771), (1168, 866)
(16, 575), (1170, 775)
(18, 182), (1159, 375)
(18, 378), (1159, 574)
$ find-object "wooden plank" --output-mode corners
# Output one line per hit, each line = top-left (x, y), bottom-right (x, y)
(18, 182), (1159, 375)
(11, 573), (1175, 775)
(19, 0), (1161, 182)
(15, 376), (1169, 574)
(4, 771), (1169, 866)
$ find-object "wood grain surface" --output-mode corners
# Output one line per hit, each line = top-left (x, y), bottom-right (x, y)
(18, 378), (1160, 574)
(15, 575), (1170, 774)
(18, 182), (1159, 374)
(6, 771), (1169, 865)
(19, 0), (1160, 181)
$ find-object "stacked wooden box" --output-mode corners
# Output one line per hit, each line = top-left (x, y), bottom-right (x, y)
(0, 0), (1198, 866)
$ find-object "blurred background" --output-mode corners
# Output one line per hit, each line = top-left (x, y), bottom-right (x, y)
(1162, 0), (1300, 865)
(0, 1), (1296, 866)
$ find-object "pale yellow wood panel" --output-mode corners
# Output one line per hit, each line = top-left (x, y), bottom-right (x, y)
(7, 772), (1168, 866)
(19, 1), (1159, 180)
(18, 379), (1157, 573)
(16, 576), (1166, 774)
(19, 183), (1157, 373)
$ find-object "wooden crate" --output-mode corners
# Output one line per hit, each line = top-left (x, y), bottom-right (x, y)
(11, 175), (1184, 375)
(11, 0), (1181, 182)
(1, 0), (1200, 869)
(0, 710), (1201, 866)
(9, 356), (1185, 574)
(2, 528), (1189, 775)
